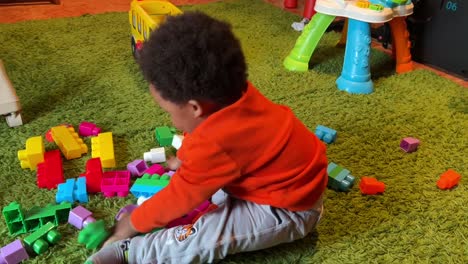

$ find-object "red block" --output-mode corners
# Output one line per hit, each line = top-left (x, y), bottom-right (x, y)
(359, 177), (385, 195)
(82, 158), (103, 193)
(437, 169), (461, 190)
(37, 150), (64, 189)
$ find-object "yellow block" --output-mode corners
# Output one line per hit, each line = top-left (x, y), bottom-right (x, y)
(51, 126), (88, 160)
(17, 136), (45, 170)
(91, 132), (115, 168)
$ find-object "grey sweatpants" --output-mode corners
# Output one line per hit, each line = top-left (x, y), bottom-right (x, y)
(128, 190), (324, 264)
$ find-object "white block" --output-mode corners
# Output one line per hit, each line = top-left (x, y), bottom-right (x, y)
(137, 196), (151, 206)
(144, 147), (166, 163)
(171, 135), (184, 150)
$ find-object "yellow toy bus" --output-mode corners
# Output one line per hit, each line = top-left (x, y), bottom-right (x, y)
(129, 0), (182, 57)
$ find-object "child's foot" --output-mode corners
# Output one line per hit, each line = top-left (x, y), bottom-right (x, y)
(85, 239), (130, 264)
(291, 18), (310, 32)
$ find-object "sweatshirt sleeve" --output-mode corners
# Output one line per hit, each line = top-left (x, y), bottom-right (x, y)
(131, 134), (240, 233)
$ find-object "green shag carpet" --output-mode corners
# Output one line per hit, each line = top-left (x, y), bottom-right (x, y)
(0, 0), (467, 263)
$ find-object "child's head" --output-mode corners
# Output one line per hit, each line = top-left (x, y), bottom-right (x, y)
(139, 12), (247, 133)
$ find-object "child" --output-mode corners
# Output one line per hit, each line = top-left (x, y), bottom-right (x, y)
(86, 11), (328, 264)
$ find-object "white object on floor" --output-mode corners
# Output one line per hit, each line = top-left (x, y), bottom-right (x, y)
(0, 59), (23, 127)
(137, 196), (151, 205)
(291, 18), (310, 32)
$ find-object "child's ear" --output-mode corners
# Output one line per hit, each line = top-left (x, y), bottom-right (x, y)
(187, 99), (204, 118)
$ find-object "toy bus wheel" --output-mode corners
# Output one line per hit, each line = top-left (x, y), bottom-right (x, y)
(33, 239), (49, 255)
(47, 229), (62, 244)
(131, 37), (140, 60)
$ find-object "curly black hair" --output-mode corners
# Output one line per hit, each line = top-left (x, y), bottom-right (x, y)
(138, 11), (248, 106)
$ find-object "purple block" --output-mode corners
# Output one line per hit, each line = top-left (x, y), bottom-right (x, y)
(400, 137), (420, 153)
(68, 206), (95, 230)
(127, 159), (149, 177)
(144, 164), (165, 176)
(0, 240), (29, 264)
(164, 171), (176, 177)
(115, 204), (138, 221)
(79, 121), (102, 137)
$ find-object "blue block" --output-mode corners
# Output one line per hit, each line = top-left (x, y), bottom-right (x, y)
(56, 179), (75, 203)
(74, 177), (88, 203)
(315, 125), (337, 144)
(130, 184), (164, 198)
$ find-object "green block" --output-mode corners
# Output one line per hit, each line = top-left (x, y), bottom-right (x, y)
(24, 222), (61, 255)
(2, 202), (26, 236)
(24, 202), (72, 232)
(155, 126), (174, 147)
(369, 4), (384, 11)
(78, 220), (110, 250)
(136, 174), (170, 187)
(327, 162), (355, 192)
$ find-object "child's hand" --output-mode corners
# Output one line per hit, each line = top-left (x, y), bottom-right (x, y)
(102, 213), (139, 247)
(166, 156), (182, 171)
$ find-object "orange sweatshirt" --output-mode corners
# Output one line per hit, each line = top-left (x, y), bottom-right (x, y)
(131, 82), (328, 233)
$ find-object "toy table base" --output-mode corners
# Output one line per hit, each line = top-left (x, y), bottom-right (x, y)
(284, 7), (413, 94)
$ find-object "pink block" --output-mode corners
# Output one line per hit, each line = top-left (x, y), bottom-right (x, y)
(79, 121), (102, 137)
(0, 240), (29, 264)
(400, 137), (420, 153)
(144, 164), (165, 175)
(166, 200), (211, 228)
(101, 171), (131, 198)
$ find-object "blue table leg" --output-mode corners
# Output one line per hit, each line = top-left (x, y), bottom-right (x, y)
(336, 18), (373, 94)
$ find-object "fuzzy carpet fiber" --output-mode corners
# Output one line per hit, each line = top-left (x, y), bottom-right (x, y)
(0, 0), (467, 263)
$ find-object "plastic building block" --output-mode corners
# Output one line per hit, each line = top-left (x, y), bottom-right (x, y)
(91, 132), (115, 168)
(167, 200), (216, 228)
(115, 204), (138, 221)
(78, 220), (109, 250)
(37, 150), (64, 189)
(155, 126), (174, 147)
(172, 134), (184, 150)
(101, 171), (131, 197)
(78, 121), (102, 137)
(51, 126), (88, 160)
(356, 0), (370, 8)
(369, 4), (384, 11)
(3, 202), (71, 236)
(45, 124), (72, 143)
(23, 203), (71, 233)
(164, 170), (176, 177)
(437, 169), (461, 190)
(130, 174), (170, 198)
(400, 137), (420, 153)
(144, 164), (165, 176)
(81, 158), (103, 193)
(68, 206), (96, 230)
(0, 239), (29, 264)
(2, 202), (26, 236)
(0, 59), (23, 127)
(143, 147), (166, 164)
(137, 196), (150, 206)
(23, 222), (61, 255)
(17, 136), (44, 171)
(315, 125), (337, 144)
(327, 162), (355, 191)
(359, 177), (385, 195)
(127, 159), (149, 177)
(56, 177), (88, 204)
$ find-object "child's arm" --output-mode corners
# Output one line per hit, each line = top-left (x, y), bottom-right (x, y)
(130, 134), (241, 233)
(166, 156), (182, 170)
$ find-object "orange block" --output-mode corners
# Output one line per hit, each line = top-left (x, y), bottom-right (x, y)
(437, 169), (461, 190)
(359, 177), (385, 195)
